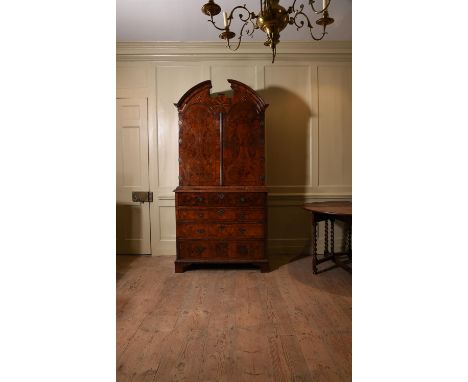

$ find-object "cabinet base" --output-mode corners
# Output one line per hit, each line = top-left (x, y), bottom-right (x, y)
(174, 259), (269, 273)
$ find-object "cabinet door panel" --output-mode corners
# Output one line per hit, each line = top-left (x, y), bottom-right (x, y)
(223, 102), (264, 186)
(179, 104), (220, 185)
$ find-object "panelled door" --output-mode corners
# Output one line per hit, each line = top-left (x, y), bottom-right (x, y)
(116, 98), (152, 254)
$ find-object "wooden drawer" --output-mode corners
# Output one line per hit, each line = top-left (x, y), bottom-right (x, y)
(228, 241), (265, 260)
(176, 223), (264, 239)
(178, 241), (228, 259)
(177, 240), (264, 260)
(177, 192), (265, 206)
(177, 193), (211, 206)
(177, 207), (265, 222)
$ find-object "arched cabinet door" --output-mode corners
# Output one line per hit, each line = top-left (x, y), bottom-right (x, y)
(179, 103), (220, 186)
(176, 81), (220, 186)
(222, 80), (268, 186)
(223, 101), (265, 186)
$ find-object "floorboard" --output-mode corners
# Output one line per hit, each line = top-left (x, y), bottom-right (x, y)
(117, 255), (351, 382)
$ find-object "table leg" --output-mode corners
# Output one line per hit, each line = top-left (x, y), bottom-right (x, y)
(324, 219), (329, 257)
(347, 223), (352, 259)
(312, 215), (318, 274)
(330, 218), (335, 259)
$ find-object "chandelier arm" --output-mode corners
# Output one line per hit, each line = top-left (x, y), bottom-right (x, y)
(308, 0), (331, 15)
(207, 4), (255, 32)
(208, 15), (228, 32)
(291, 6), (314, 31)
(226, 35), (242, 51)
(227, 4), (256, 25)
(226, 18), (256, 51)
(309, 28), (327, 41)
(289, 0), (298, 13)
(290, 7), (328, 40)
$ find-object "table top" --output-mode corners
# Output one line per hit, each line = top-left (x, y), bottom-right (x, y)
(303, 201), (352, 216)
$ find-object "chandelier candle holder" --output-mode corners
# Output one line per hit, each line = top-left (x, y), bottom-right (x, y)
(201, 0), (334, 63)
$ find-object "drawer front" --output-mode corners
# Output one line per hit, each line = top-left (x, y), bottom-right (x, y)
(177, 207), (265, 222)
(228, 241), (265, 260)
(177, 240), (265, 260)
(219, 193), (265, 206)
(178, 241), (228, 259)
(177, 193), (211, 206)
(177, 223), (264, 239)
(177, 192), (265, 206)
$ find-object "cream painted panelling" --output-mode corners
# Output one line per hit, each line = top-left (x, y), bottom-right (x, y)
(159, 206), (176, 241)
(156, 65), (205, 191)
(210, 65), (257, 93)
(268, 207), (347, 255)
(317, 65), (352, 187)
(117, 65), (148, 90)
(268, 205), (311, 240)
(264, 65), (312, 187)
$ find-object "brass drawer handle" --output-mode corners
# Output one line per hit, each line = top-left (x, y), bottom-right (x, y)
(217, 209), (225, 215)
(196, 229), (205, 234)
(238, 245), (248, 255)
(196, 196), (204, 203)
(218, 193), (225, 199)
(240, 196), (246, 202)
(239, 227), (247, 234)
(194, 246), (205, 254)
(198, 213), (204, 218)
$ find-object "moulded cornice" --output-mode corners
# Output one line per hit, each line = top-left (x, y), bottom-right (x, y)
(116, 41), (351, 61)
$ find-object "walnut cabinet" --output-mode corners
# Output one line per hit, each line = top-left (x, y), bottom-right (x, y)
(174, 79), (269, 273)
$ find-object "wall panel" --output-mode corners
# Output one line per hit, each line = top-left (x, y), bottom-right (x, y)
(117, 64), (148, 89)
(159, 206), (176, 241)
(156, 65), (205, 190)
(317, 65), (352, 188)
(263, 65), (312, 187)
(210, 64), (257, 93)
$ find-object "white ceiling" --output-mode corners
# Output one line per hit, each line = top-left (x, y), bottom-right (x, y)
(116, 0), (352, 42)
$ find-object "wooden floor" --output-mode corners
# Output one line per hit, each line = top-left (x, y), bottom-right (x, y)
(117, 255), (351, 382)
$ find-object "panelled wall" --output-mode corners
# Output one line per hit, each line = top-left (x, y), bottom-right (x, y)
(117, 42), (351, 256)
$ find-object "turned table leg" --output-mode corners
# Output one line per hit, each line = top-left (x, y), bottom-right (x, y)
(324, 219), (329, 257)
(330, 218), (335, 260)
(346, 223), (352, 260)
(312, 216), (318, 274)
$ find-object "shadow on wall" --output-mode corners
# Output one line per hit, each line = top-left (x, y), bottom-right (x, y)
(257, 86), (313, 270)
(116, 203), (142, 280)
(257, 86), (312, 193)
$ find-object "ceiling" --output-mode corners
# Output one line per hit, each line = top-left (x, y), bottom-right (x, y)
(116, 0), (352, 42)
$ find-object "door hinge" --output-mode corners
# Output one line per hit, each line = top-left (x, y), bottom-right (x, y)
(132, 191), (153, 203)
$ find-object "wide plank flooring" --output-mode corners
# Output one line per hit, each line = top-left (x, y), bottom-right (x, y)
(117, 255), (351, 381)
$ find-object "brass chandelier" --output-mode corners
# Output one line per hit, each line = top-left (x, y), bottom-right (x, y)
(201, 0), (334, 63)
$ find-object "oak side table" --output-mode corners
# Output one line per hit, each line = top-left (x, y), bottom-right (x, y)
(303, 201), (352, 274)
